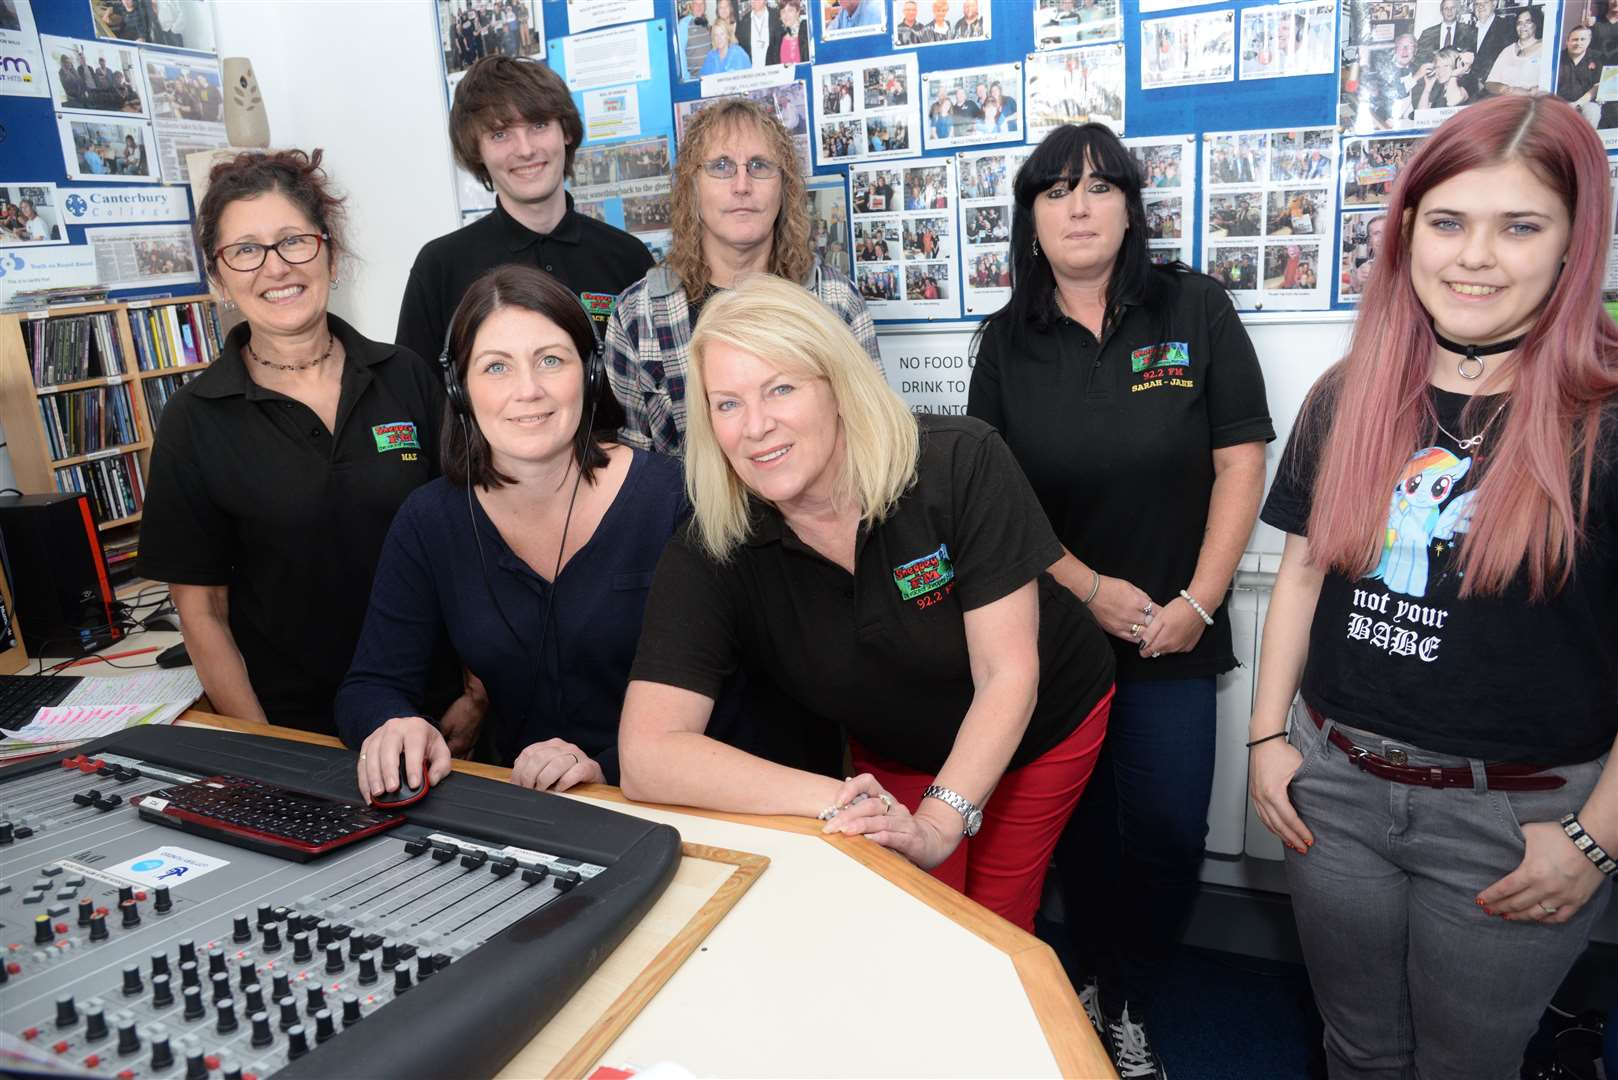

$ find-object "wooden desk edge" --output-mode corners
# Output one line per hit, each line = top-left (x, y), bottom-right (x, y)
(177, 712), (1115, 1079)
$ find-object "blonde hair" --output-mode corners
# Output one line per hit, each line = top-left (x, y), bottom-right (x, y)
(668, 99), (810, 295)
(686, 275), (916, 560)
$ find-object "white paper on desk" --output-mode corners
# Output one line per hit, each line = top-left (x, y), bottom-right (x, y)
(60, 670), (202, 707)
(2, 701), (187, 742)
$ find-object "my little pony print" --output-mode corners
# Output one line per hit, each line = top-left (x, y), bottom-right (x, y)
(1369, 446), (1475, 598)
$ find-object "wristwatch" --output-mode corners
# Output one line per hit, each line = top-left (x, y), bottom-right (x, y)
(922, 784), (983, 838)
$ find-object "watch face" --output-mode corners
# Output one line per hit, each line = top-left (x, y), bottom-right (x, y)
(966, 808), (984, 836)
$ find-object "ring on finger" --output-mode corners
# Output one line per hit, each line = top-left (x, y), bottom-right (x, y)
(359, 752), (366, 762)
(1151, 650), (1162, 658)
(878, 793), (894, 814)
(1142, 602), (1153, 615)
(1130, 623), (1141, 637)
(1539, 902), (1559, 915)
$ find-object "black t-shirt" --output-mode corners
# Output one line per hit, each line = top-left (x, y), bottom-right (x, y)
(1261, 382), (1618, 765)
(969, 270), (1275, 681)
(630, 415), (1116, 773)
(137, 315), (448, 733)
(394, 194), (654, 364)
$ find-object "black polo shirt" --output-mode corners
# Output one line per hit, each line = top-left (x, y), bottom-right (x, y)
(137, 315), (446, 734)
(630, 415), (1115, 774)
(395, 193), (654, 364)
(969, 270), (1274, 682)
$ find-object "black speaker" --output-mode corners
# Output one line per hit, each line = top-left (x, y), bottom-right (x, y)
(0, 492), (123, 654)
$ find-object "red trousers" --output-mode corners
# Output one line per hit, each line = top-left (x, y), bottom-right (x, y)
(850, 687), (1113, 933)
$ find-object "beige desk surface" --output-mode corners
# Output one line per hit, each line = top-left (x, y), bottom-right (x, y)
(166, 713), (1114, 1079)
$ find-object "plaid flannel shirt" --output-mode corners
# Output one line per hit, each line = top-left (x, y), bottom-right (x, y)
(605, 258), (883, 456)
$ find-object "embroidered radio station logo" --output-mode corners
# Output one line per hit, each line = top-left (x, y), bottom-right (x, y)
(1130, 341), (1194, 393)
(893, 544), (955, 603)
(371, 421), (420, 452)
(580, 291), (616, 322)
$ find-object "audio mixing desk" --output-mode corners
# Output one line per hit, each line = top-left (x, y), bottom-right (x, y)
(0, 725), (680, 1080)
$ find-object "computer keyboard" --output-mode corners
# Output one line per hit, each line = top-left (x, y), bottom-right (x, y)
(0, 673), (81, 728)
(132, 774), (406, 862)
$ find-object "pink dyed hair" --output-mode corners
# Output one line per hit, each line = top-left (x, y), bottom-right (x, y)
(1304, 95), (1618, 599)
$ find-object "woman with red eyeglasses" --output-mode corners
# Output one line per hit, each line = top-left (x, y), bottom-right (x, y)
(139, 149), (467, 738)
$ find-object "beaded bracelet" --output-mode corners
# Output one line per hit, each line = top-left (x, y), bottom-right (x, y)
(1560, 813), (1618, 877)
(1179, 589), (1215, 626)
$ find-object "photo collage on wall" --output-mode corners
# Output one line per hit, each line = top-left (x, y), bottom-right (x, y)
(676, 81), (813, 174)
(1202, 125), (1336, 310)
(1024, 42), (1125, 140)
(955, 145), (1029, 315)
(1337, 133), (1425, 302)
(849, 155), (958, 319)
(812, 52), (922, 164)
(1125, 134), (1197, 269)
(921, 61), (1022, 151)
(571, 135), (674, 263)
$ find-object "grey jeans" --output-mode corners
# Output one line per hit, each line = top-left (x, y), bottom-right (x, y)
(1283, 708), (1612, 1080)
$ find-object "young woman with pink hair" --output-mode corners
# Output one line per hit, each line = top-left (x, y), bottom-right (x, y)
(1250, 94), (1618, 1077)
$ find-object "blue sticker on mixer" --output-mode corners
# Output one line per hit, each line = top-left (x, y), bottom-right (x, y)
(107, 845), (228, 888)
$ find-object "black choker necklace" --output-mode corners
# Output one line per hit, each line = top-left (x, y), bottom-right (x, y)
(1431, 328), (1527, 381)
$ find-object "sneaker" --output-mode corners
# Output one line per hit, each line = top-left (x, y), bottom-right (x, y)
(1104, 1003), (1168, 1080)
(1077, 975), (1105, 1038)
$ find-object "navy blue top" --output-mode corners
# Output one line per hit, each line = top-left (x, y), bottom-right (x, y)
(335, 448), (686, 783)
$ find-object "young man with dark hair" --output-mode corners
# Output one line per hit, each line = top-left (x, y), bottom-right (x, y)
(396, 56), (653, 364)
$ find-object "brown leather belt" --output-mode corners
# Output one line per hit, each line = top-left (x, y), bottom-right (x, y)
(1307, 705), (1565, 792)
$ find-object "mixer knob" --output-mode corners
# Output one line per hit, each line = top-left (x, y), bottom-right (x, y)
(120, 898), (141, 927)
(278, 995), (300, 1030)
(315, 919), (334, 947)
(179, 960), (200, 988)
(393, 962), (412, 994)
(314, 1008), (336, 1043)
(34, 914), (54, 945)
(207, 947), (226, 976)
(324, 942), (345, 973)
(256, 904), (275, 928)
(211, 971), (232, 1003)
(184, 1049), (209, 1079)
(150, 1035), (175, 1071)
(78, 897), (94, 925)
(381, 942), (399, 968)
(250, 1010), (274, 1048)
(291, 931), (312, 963)
(178, 939), (197, 964)
(85, 1006), (109, 1041)
(286, 1023), (310, 1060)
(152, 974), (175, 1008)
(88, 911), (108, 941)
(54, 994), (78, 1027)
(271, 972), (291, 1000)
(262, 923), (283, 953)
(356, 951), (379, 985)
(216, 996), (238, 1034)
(182, 985), (206, 1020)
(341, 993), (363, 1026)
(151, 951), (171, 977)
(222, 1063), (243, 1080)
(153, 885), (172, 913)
(116, 1020), (141, 1056)
(122, 965), (143, 996)
(232, 914), (252, 943)
(117, 885), (134, 905)
(239, 960), (259, 987)
(305, 984), (326, 1014)
(0, 821), (12, 843)
(417, 953), (437, 981)
(244, 984), (266, 1014)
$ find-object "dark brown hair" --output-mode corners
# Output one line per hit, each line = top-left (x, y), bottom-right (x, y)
(449, 56), (583, 189)
(441, 265), (626, 490)
(195, 149), (346, 276)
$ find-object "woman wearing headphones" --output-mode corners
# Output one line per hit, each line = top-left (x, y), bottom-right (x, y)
(336, 264), (687, 800)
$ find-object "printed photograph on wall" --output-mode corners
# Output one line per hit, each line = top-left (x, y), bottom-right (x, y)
(920, 62), (1021, 150)
(1339, 207), (1388, 301)
(0, 1), (50, 100)
(42, 35), (148, 116)
(1555, 1), (1618, 148)
(1340, 133), (1424, 205)
(1239, 0), (1337, 79)
(56, 114), (161, 183)
(819, 0), (887, 41)
(89, 0), (215, 54)
(1141, 7), (1237, 89)
(0, 183), (66, 247)
(1025, 42), (1125, 140)
(892, 0), (988, 49)
(438, 0), (545, 80)
(1033, 0), (1122, 50)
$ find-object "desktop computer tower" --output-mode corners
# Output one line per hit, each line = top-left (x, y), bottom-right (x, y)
(0, 492), (123, 655)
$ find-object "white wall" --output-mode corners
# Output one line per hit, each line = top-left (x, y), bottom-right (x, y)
(211, 1), (460, 342)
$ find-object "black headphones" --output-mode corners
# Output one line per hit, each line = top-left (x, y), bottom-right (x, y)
(438, 302), (607, 424)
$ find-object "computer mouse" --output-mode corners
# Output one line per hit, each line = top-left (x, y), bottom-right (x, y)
(156, 642), (192, 668)
(371, 751), (430, 810)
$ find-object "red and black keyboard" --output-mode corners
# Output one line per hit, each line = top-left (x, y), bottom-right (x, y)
(132, 774), (404, 862)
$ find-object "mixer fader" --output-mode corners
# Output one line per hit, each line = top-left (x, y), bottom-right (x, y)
(0, 725), (681, 1080)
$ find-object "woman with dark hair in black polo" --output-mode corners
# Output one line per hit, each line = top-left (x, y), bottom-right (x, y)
(336, 265), (693, 802)
(968, 123), (1274, 1078)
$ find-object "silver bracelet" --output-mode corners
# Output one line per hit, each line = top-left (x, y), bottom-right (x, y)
(1561, 813), (1618, 877)
(1178, 589), (1214, 626)
(1081, 569), (1101, 605)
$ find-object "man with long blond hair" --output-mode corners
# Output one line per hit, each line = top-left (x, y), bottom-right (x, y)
(605, 98), (879, 457)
